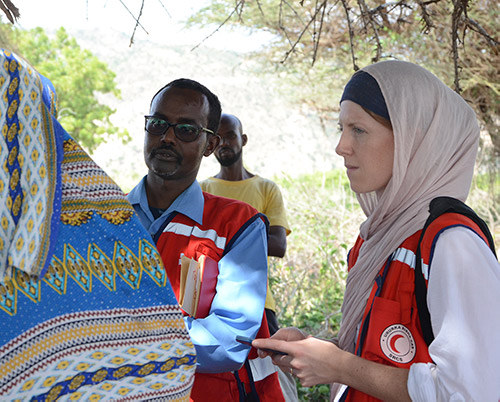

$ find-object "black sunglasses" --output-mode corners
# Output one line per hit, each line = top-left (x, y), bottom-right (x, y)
(144, 115), (214, 142)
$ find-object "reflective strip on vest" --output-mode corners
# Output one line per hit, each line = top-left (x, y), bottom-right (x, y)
(332, 384), (348, 402)
(247, 356), (277, 382)
(162, 222), (227, 250)
(391, 247), (429, 280)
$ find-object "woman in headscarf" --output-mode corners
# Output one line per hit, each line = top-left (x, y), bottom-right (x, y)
(0, 49), (196, 401)
(253, 60), (500, 401)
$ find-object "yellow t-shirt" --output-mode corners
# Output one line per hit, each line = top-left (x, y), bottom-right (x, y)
(200, 175), (291, 311)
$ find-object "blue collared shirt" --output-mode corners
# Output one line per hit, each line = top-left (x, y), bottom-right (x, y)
(127, 177), (268, 373)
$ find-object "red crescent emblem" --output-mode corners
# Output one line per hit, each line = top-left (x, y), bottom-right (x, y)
(389, 334), (404, 353)
(381, 324), (416, 363)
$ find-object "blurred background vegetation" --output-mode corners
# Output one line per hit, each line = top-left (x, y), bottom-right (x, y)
(0, 25), (130, 152)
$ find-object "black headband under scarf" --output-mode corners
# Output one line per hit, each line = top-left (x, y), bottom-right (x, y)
(340, 70), (390, 122)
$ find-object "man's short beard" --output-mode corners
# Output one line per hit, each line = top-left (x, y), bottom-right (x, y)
(216, 149), (242, 167)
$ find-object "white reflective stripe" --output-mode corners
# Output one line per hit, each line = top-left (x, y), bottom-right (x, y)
(333, 384), (348, 402)
(392, 247), (429, 280)
(163, 222), (226, 250)
(421, 262), (429, 280)
(248, 356), (277, 382)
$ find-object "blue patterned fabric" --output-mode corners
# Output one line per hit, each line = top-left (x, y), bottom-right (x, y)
(0, 49), (196, 401)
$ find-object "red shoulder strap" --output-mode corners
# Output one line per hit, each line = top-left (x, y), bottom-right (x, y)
(415, 197), (496, 346)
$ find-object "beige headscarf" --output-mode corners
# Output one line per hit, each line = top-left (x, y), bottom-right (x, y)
(336, 60), (480, 355)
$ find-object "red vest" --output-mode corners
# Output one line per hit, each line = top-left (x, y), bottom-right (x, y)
(343, 213), (489, 402)
(155, 192), (284, 402)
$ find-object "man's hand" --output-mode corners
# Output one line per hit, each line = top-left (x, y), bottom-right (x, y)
(268, 225), (287, 257)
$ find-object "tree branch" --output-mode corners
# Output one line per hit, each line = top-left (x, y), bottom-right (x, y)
(341, 0), (359, 70)
(416, 0), (435, 32)
(280, 0), (328, 63)
(115, 0), (148, 37)
(358, 0), (383, 62)
(466, 17), (499, 48)
(157, 0), (171, 18)
(191, 0), (245, 52)
(0, 0), (20, 23)
(129, 0), (146, 47)
(312, 0), (328, 65)
(451, 0), (465, 92)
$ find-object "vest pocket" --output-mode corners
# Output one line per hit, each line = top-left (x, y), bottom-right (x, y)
(362, 296), (401, 363)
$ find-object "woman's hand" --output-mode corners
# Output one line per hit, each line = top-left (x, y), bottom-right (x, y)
(252, 327), (344, 387)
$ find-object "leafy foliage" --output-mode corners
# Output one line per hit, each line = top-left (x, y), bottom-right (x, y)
(187, 0), (499, 182)
(2, 26), (130, 152)
(271, 170), (362, 337)
(271, 170), (361, 400)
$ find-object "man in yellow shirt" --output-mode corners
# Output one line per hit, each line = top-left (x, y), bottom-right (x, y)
(201, 113), (290, 328)
(201, 113), (296, 400)
(200, 114), (290, 335)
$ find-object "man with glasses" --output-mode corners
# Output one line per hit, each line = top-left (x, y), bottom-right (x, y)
(127, 79), (284, 401)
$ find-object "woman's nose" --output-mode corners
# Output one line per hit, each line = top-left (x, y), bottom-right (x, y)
(335, 132), (351, 156)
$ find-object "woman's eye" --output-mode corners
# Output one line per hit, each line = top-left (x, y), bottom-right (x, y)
(353, 127), (365, 135)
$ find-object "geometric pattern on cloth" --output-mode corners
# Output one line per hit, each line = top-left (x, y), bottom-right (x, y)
(0, 49), (196, 401)
(0, 306), (196, 401)
(0, 49), (59, 278)
(140, 239), (167, 287)
(115, 240), (142, 289)
(60, 138), (134, 226)
(0, 239), (168, 316)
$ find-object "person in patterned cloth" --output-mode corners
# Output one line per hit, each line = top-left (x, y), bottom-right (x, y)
(0, 49), (196, 401)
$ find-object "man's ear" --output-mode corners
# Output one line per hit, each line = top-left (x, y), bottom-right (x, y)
(242, 134), (248, 146)
(204, 134), (220, 157)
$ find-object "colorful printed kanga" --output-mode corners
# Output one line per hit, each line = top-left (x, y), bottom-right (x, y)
(0, 49), (196, 401)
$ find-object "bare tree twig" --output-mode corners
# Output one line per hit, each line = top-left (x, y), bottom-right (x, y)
(255, 0), (265, 17)
(235, 0), (246, 23)
(312, 1), (327, 65)
(358, 0), (382, 62)
(191, 0), (245, 52)
(368, 1), (410, 14)
(281, 0), (315, 37)
(416, 0), (434, 32)
(0, 0), (20, 23)
(466, 17), (499, 47)
(341, 0), (359, 70)
(129, 0), (146, 47)
(278, 0), (298, 47)
(116, 0), (148, 35)
(280, 0), (328, 63)
(157, 0), (171, 18)
(451, 0), (464, 92)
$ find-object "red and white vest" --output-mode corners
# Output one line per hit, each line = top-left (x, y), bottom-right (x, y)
(341, 213), (490, 402)
(155, 192), (284, 402)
